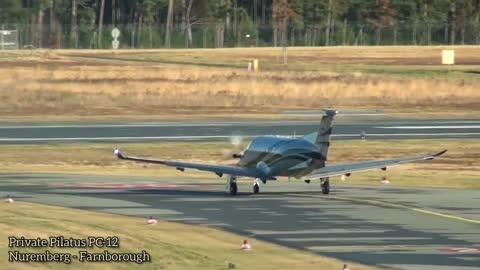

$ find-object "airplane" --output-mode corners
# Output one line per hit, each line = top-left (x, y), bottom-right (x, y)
(114, 109), (447, 196)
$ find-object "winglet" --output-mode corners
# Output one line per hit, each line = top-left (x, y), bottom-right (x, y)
(425, 149), (448, 160)
(114, 148), (126, 160)
(432, 149), (448, 157)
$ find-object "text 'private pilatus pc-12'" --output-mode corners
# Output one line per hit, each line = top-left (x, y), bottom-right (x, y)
(114, 109), (447, 196)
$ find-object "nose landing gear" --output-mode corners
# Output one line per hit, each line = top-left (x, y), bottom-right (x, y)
(253, 183), (260, 194)
(253, 178), (262, 194)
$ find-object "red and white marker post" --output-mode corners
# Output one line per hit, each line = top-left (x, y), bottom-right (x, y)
(4, 195), (14, 203)
(147, 216), (158, 225)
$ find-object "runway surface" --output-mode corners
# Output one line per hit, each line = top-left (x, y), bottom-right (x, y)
(1, 118), (480, 144)
(1, 173), (479, 270)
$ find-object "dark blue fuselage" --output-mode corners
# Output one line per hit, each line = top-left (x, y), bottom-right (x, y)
(238, 135), (325, 178)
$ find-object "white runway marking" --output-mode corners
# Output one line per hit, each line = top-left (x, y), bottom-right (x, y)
(280, 237), (432, 242)
(377, 125), (480, 129)
(0, 135), (233, 141)
(0, 121), (322, 129)
(434, 121), (480, 124)
(249, 221), (273, 224)
(0, 132), (478, 142)
(248, 229), (391, 235)
(1, 120), (478, 129)
(0, 123), (235, 129)
(357, 133), (480, 137)
(307, 245), (409, 251)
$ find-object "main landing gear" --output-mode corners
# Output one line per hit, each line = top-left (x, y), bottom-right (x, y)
(253, 183), (260, 194)
(227, 175), (238, 196)
(320, 177), (330, 195)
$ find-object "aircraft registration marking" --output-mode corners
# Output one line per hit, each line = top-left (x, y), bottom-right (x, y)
(376, 125), (480, 129)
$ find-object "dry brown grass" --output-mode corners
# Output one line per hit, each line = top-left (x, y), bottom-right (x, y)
(1, 47), (479, 117)
(58, 46), (480, 65)
(1, 62), (479, 116)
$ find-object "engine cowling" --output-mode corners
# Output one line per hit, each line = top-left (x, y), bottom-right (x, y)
(256, 161), (271, 178)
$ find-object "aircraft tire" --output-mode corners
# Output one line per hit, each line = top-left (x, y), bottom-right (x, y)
(229, 182), (238, 196)
(321, 179), (330, 195)
(253, 183), (260, 194)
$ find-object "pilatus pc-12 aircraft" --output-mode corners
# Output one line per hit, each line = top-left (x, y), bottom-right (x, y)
(114, 109), (447, 196)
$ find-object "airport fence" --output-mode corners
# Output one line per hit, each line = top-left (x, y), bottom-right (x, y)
(2, 21), (480, 50)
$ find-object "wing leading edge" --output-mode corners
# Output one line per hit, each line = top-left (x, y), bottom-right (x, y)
(303, 149), (447, 180)
(114, 149), (261, 178)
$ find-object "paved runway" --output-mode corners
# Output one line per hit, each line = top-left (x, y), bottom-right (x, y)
(1, 173), (479, 270)
(0, 118), (479, 144)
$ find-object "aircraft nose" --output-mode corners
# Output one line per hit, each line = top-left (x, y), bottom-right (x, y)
(256, 161), (271, 177)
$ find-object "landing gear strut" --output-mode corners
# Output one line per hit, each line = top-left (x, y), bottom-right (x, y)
(227, 175), (238, 196)
(320, 177), (330, 195)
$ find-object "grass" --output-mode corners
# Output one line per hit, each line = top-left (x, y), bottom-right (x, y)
(62, 46), (480, 82)
(0, 139), (478, 189)
(0, 47), (479, 119)
(60, 46), (480, 71)
(0, 201), (381, 270)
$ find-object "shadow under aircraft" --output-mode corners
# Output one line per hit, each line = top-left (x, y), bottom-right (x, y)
(114, 109), (447, 196)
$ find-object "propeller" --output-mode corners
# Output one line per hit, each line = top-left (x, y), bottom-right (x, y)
(221, 133), (245, 161)
(230, 135), (243, 147)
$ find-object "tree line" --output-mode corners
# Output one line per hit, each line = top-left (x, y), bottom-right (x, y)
(1, 0), (480, 49)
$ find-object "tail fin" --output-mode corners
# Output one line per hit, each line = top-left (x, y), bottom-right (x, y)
(316, 109), (336, 159)
(302, 109), (337, 160)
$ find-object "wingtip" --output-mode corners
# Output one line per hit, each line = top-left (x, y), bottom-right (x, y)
(433, 149), (448, 157)
(114, 148), (125, 159)
(425, 149), (447, 160)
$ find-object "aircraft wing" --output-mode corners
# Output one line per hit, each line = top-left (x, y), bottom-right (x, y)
(114, 149), (261, 178)
(304, 150), (447, 179)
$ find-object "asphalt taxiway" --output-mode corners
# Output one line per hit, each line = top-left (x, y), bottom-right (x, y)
(0, 118), (479, 143)
(1, 173), (479, 270)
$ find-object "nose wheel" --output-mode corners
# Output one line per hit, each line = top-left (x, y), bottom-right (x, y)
(321, 177), (330, 194)
(253, 183), (260, 194)
(252, 178), (262, 194)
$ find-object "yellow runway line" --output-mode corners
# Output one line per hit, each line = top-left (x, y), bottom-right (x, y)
(289, 194), (480, 225)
